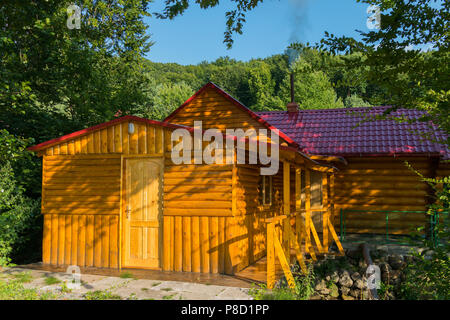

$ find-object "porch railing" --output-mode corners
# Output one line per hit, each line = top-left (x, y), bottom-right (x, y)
(265, 210), (344, 290)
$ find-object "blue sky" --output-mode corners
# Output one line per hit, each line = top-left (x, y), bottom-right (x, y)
(145, 0), (370, 65)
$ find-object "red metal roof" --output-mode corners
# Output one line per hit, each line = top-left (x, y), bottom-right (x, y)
(163, 82), (299, 148)
(27, 115), (194, 152)
(256, 107), (449, 159)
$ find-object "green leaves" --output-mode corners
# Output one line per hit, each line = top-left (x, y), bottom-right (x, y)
(318, 0), (449, 138)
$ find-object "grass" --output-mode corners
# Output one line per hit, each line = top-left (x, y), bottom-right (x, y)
(12, 272), (33, 283)
(162, 294), (177, 300)
(249, 264), (316, 300)
(44, 276), (61, 285)
(161, 287), (173, 291)
(0, 278), (58, 300)
(119, 272), (135, 279)
(84, 289), (122, 300)
(141, 287), (149, 292)
(60, 281), (72, 293)
(151, 282), (161, 287)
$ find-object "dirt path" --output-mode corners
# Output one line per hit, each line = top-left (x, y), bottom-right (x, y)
(0, 267), (252, 300)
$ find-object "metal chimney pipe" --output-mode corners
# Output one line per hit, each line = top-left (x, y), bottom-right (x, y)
(287, 72), (299, 113)
(290, 72), (295, 103)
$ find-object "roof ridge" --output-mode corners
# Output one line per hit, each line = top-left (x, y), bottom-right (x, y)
(255, 106), (402, 114)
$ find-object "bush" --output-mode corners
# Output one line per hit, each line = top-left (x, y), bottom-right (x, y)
(0, 129), (41, 266)
(249, 264), (315, 300)
(0, 163), (40, 266)
(400, 161), (450, 299)
(399, 248), (450, 300)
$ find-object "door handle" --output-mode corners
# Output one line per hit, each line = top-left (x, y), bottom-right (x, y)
(126, 206), (131, 219)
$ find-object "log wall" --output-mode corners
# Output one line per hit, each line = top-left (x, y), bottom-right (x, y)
(39, 118), (272, 274)
(333, 157), (434, 234)
(41, 120), (166, 268)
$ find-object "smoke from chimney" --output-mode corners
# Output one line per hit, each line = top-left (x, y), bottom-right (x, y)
(288, 0), (311, 43)
(285, 48), (300, 112)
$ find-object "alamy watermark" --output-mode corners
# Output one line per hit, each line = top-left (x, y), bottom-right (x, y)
(67, 4), (81, 30)
(66, 265), (81, 290)
(366, 5), (381, 30)
(366, 264), (381, 290)
(171, 121), (280, 175)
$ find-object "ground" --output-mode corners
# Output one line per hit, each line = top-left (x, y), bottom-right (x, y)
(0, 267), (252, 300)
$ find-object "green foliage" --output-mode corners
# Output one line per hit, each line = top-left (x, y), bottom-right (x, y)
(280, 59), (344, 109)
(344, 94), (371, 108)
(401, 160), (450, 299)
(44, 276), (61, 286)
(60, 281), (72, 293)
(378, 281), (394, 300)
(0, 162), (40, 266)
(249, 264), (316, 300)
(84, 289), (121, 300)
(0, 278), (57, 300)
(0, 131), (41, 266)
(400, 247), (450, 300)
(12, 272), (33, 283)
(319, 0), (450, 142)
(119, 272), (136, 279)
(146, 82), (194, 121)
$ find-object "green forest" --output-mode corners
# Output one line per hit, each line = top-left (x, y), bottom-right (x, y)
(1, 0), (448, 269)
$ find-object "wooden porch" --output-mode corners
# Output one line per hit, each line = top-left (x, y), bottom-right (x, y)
(235, 160), (344, 289)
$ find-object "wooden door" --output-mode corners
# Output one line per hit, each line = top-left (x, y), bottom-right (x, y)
(123, 158), (163, 269)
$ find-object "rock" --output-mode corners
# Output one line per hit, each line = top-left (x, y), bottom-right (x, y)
(340, 286), (350, 295)
(349, 289), (361, 299)
(390, 270), (402, 284)
(382, 269), (402, 285)
(351, 272), (361, 282)
(309, 295), (322, 300)
(341, 294), (355, 300)
(359, 290), (371, 300)
(315, 280), (327, 292)
(325, 271), (339, 283)
(380, 262), (392, 275)
(354, 279), (366, 290)
(338, 272), (354, 288)
(388, 255), (405, 270)
(358, 260), (367, 269)
(320, 288), (330, 295)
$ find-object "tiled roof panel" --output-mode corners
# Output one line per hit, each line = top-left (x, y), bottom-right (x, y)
(256, 107), (449, 159)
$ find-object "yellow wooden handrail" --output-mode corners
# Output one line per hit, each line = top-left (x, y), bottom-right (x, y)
(265, 209), (343, 290)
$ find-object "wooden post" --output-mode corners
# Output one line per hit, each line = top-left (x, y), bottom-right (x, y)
(283, 161), (290, 261)
(322, 173), (329, 251)
(267, 222), (276, 289)
(305, 168), (311, 254)
(330, 175), (335, 227)
(295, 167), (303, 248)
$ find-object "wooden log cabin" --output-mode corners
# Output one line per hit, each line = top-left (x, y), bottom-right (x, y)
(28, 113), (337, 275)
(28, 82), (449, 279)
(164, 83), (449, 236)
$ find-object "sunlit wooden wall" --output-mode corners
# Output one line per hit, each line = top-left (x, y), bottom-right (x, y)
(40, 118), (275, 274)
(41, 120), (166, 268)
(333, 157), (435, 234)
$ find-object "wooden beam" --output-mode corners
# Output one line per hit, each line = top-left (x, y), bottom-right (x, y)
(322, 173), (329, 251)
(274, 233), (296, 290)
(305, 169), (312, 255)
(267, 222), (276, 289)
(283, 161), (290, 260)
(295, 168), (301, 211)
